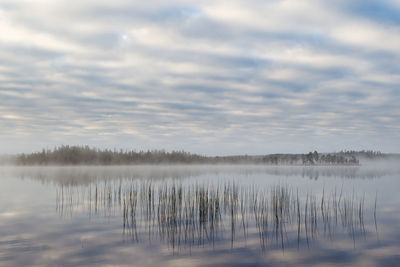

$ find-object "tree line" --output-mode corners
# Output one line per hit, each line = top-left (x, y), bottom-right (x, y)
(2, 145), (379, 165)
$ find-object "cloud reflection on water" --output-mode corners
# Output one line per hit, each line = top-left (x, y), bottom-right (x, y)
(0, 165), (399, 266)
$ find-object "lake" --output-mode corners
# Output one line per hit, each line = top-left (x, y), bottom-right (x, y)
(0, 164), (399, 266)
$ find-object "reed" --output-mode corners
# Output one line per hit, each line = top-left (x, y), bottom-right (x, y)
(55, 180), (377, 252)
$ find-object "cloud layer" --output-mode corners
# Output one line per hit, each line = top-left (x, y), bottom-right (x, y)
(1, 0), (399, 154)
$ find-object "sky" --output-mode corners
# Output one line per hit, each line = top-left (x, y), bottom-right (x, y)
(0, 0), (399, 155)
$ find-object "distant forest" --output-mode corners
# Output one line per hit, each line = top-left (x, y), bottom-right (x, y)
(1, 145), (396, 166)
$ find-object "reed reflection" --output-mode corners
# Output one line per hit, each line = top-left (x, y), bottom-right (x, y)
(55, 181), (378, 252)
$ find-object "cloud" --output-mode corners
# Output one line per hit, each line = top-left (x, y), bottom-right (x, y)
(0, 0), (399, 154)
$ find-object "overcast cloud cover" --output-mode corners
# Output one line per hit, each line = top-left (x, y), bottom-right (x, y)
(0, 0), (399, 155)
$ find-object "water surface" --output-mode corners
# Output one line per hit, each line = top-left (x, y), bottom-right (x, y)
(0, 165), (399, 266)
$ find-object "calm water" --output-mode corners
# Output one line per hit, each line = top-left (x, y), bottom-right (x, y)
(0, 165), (399, 266)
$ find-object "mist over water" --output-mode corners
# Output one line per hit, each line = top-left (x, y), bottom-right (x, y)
(1, 164), (399, 266)
(1, 162), (399, 182)
(2, 0), (400, 266)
